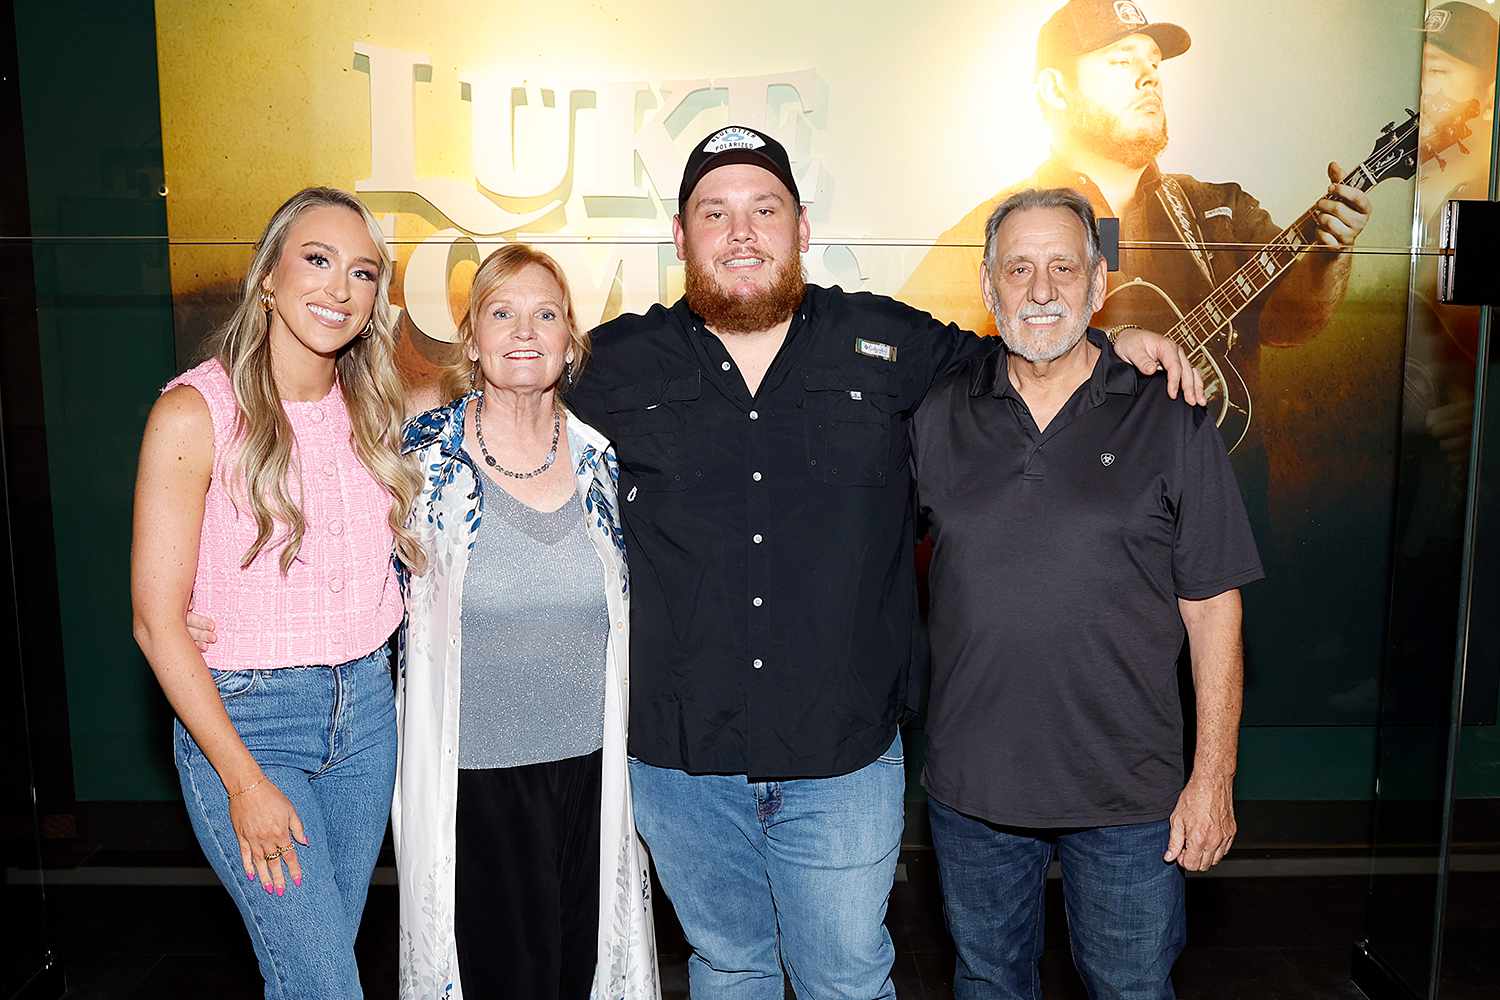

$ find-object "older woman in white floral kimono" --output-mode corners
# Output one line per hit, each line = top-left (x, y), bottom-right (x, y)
(395, 244), (658, 1000)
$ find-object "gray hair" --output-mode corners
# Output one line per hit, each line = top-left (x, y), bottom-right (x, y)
(982, 187), (1104, 272)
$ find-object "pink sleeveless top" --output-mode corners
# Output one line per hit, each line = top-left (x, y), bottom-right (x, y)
(165, 359), (403, 670)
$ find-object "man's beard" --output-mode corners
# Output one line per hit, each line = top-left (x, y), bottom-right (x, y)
(994, 299), (1093, 364)
(1065, 91), (1169, 169)
(684, 253), (806, 334)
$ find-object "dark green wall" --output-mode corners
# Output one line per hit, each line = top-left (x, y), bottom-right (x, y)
(15, 0), (178, 800)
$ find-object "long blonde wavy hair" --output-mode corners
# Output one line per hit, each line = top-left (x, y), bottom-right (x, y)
(436, 243), (592, 405)
(208, 186), (426, 576)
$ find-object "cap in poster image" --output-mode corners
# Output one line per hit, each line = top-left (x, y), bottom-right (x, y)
(1036, 0), (1191, 70)
(1424, 1), (1500, 70)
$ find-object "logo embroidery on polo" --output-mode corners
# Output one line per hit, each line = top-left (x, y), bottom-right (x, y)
(1114, 1), (1147, 26)
(1424, 9), (1451, 32)
(702, 126), (766, 154)
(855, 338), (898, 362)
(626, 486), (638, 502)
(1100, 453), (1116, 467)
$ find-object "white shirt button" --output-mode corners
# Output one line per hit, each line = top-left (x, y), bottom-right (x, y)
(752, 658), (763, 669)
(721, 361), (732, 371)
(329, 519), (344, 536)
(753, 597), (763, 607)
(752, 471), (763, 482)
(328, 575), (344, 594)
(615, 620), (624, 631)
(749, 410), (759, 420)
(322, 461), (336, 478)
(310, 406), (325, 423)
(753, 533), (763, 544)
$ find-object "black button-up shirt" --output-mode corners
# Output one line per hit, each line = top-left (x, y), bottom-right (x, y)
(912, 330), (1264, 827)
(569, 285), (987, 779)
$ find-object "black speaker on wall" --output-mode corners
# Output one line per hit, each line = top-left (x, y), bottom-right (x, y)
(1438, 199), (1500, 306)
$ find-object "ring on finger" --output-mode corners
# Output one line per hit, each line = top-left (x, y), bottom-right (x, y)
(277, 843), (294, 854)
(263, 848), (283, 862)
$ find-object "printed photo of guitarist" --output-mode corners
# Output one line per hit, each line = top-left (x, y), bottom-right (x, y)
(900, 0), (1373, 519)
(1379, 1), (1499, 723)
(1404, 0), (1498, 482)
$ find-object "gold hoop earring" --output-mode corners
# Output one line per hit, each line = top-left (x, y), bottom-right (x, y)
(358, 323), (373, 339)
(259, 289), (274, 313)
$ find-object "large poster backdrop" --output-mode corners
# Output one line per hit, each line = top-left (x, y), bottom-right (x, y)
(152, 0), (1497, 729)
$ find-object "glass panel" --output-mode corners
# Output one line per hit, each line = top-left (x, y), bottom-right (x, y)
(1441, 10), (1499, 983)
(1362, 4), (1499, 998)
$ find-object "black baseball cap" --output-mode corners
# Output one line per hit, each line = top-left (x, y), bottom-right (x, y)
(1423, 2), (1500, 70)
(1037, 0), (1191, 71)
(677, 125), (801, 208)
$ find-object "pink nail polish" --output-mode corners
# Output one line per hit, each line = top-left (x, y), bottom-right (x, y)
(246, 871), (255, 881)
(275, 886), (284, 897)
(293, 876), (302, 887)
(263, 882), (273, 894)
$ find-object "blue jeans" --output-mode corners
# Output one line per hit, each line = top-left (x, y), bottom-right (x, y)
(174, 647), (397, 1000)
(629, 731), (906, 999)
(928, 796), (1186, 1000)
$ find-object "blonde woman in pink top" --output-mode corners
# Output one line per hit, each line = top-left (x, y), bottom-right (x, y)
(131, 187), (424, 1000)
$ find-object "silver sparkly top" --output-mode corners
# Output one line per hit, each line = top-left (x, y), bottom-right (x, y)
(458, 469), (608, 769)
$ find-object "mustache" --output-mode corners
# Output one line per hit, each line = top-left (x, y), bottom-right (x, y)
(1016, 302), (1068, 320)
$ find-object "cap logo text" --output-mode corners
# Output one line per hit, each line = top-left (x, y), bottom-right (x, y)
(1113, 1), (1147, 26)
(1423, 9), (1451, 32)
(702, 126), (767, 154)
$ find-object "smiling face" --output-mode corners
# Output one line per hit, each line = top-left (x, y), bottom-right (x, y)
(673, 162), (810, 334)
(981, 205), (1106, 364)
(261, 205), (381, 362)
(1060, 34), (1169, 168)
(467, 262), (574, 396)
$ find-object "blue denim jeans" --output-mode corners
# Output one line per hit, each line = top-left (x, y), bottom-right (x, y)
(629, 731), (906, 999)
(174, 647), (397, 1000)
(928, 796), (1186, 1000)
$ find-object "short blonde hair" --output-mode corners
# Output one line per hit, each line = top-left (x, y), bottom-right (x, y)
(438, 244), (590, 403)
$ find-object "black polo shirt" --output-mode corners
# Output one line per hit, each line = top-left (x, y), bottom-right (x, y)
(568, 284), (988, 779)
(912, 329), (1264, 828)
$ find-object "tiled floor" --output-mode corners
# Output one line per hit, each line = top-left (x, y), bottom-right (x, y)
(35, 853), (1399, 999)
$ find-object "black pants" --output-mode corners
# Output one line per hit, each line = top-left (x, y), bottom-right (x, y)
(454, 749), (602, 999)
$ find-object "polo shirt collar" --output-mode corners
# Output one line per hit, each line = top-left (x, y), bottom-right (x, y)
(970, 327), (1138, 406)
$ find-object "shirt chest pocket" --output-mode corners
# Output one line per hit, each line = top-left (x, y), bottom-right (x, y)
(606, 372), (702, 493)
(801, 367), (900, 487)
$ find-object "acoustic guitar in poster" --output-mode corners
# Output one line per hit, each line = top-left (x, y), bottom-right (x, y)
(1103, 98), (1481, 453)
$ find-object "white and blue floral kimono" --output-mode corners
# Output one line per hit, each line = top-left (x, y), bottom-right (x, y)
(393, 393), (659, 1000)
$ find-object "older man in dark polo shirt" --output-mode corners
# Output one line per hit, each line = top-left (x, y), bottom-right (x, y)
(912, 187), (1262, 1000)
(564, 129), (1202, 999)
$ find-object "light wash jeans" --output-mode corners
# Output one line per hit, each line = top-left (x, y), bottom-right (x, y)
(174, 646), (396, 1000)
(629, 730), (906, 999)
(928, 795), (1187, 1000)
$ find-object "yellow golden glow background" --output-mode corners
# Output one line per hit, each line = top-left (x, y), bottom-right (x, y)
(154, 0), (1428, 299)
